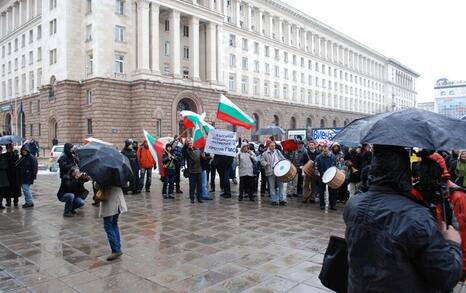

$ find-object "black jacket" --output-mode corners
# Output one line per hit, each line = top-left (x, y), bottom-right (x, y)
(344, 186), (462, 293)
(57, 175), (89, 200)
(16, 144), (38, 185)
(58, 143), (77, 179)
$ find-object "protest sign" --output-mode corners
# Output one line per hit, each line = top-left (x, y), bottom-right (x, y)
(311, 128), (342, 142)
(205, 129), (237, 157)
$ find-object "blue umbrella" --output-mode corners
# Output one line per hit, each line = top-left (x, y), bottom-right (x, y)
(0, 135), (24, 145)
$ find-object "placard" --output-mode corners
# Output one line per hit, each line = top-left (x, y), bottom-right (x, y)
(205, 129), (237, 157)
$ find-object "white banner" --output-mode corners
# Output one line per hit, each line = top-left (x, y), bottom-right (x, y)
(205, 129), (237, 157)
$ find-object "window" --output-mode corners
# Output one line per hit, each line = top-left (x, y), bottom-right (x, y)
(114, 54), (124, 73)
(8, 43), (11, 55)
(14, 58), (18, 71)
(14, 39), (18, 51)
(274, 83), (279, 98)
(86, 51), (93, 74)
(29, 101), (33, 113)
(14, 77), (19, 95)
(161, 39), (173, 56)
(21, 74), (25, 93)
(50, 0), (57, 10)
(242, 57), (248, 70)
(1, 46), (4, 57)
(274, 49), (279, 60)
(293, 55), (296, 65)
(21, 35), (25, 47)
(265, 63), (270, 75)
(274, 66), (279, 78)
(183, 46), (189, 60)
(229, 74), (236, 91)
(38, 123), (41, 136)
(115, 25), (125, 42)
(284, 52), (288, 63)
(265, 46), (269, 57)
(29, 71), (34, 91)
(182, 67), (189, 79)
(115, 0), (124, 15)
(301, 57), (304, 68)
(242, 38), (248, 51)
(292, 71), (297, 81)
(37, 47), (42, 61)
(29, 51), (33, 65)
(49, 49), (57, 65)
(254, 60), (259, 72)
(86, 0), (92, 13)
(229, 34), (236, 47)
(49, 19), (57, 35)
(308, 60), (312, 70)
(241, 76), (248, 94)
(183, 25), (189, 37)
(37, 25), (42, 40)
(253, 78), (259, 95)
(264, 80), (269, 97)
(21, 55), (25, 67)
(254, 42), (259, 54)
(229, 54), (236, 67)
(37, 68), (42, 87)
(284, 69), (288, 80)
(7, 61), (11, 73)
(87, 119), (93, 135)
(86, 90), (92, 105)
(301, 73), (305, 84)
(86, 24), (92, 41)
(283, 85), (288, 99)
(164, 20), (170, 32)
(30, 124), (33, 136)
(155, 119), (162, 137)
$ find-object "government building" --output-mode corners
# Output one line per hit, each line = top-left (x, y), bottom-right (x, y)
(0, 0), (419, 149)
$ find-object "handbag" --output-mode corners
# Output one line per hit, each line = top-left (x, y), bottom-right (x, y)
(318, 235), (348, 293)
(94, 187), (109, 202)
(183, 168), (190, 178)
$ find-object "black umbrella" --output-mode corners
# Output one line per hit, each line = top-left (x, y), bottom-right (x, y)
(332, 108), (466, 150)
(77, 142), (133, 187)
(254, 125), (286, 136)
(0, 135), (24, 145)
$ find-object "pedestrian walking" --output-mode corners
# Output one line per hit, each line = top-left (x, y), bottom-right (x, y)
(161, 143), (176, 199)
(235, 143), (256, 201)
(137, 140), (155, 192)
(16, 144), (38, 208)
(57, 166), (90, 217)
(261, 142), (286, 206)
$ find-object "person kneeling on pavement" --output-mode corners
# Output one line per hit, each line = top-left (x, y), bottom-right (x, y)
(57, 166), (90, 217)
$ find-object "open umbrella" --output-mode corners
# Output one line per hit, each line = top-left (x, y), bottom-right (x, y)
(77, 142), (132, 187)
(0, 135), (24, 145)
(83, 137), (113, 146)
(332, 108), (466, 150)
(254, 125), (285, 136)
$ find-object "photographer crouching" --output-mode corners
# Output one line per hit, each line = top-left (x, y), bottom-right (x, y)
(57, 166), (90, 217)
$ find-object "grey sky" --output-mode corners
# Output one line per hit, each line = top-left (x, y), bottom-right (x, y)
(280, 0), (466, 103)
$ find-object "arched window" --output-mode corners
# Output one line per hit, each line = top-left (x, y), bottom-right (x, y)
(273, 115), (279, 126)
(290, 116), (296, 129)
(177, 98), (198, 135)
(320, 119), (325, 128)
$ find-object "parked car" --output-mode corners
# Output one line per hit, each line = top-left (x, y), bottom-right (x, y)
(50, 144), (64, 160)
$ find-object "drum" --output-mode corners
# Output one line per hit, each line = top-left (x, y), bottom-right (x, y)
(273, 160), (297, 182)
(303, 160), (314, 176)
(322, 167), (345, 189)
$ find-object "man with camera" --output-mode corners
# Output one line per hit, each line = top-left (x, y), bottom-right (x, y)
(57, 166), (90, 217)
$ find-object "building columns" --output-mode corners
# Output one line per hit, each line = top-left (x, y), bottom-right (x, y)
(295, 25), (300, 48)
(235, 0), (240, 27)
(286, 22), (291, 46)
(303, 30), (308, 52)
(206, 22), (217, 83)
(216, 24), (223, 84)
(150, 3), (160, 74)
(278, 18), (283, 43)
(170, 9), (181, 78)
(136, 0), (150, 72)
(258, 9), (263, 35)
(19, 0), (24, 26)
(268, 13), (273, 38)
(189, 16), (200, 81)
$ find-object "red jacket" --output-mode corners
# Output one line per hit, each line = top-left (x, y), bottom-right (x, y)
(137, 145), (155, 169)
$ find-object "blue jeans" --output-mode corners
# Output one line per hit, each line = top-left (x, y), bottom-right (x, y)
(267, 176), (285, 203)
(22, 184), (33, 204)
(140, 168), (152, 191)
(201, 170), (209, 198)
(162, 169), (175, 195)
(59, 193), (85, 214)
(103, 214), (121, 253)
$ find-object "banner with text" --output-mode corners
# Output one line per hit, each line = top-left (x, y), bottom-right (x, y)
(311, 128), (342, 142)
(205, 129), (237, 157)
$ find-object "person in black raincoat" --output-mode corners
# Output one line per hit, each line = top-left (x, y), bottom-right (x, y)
(121, 139), (140, 194)
(344, 144), (463, 293)
(4, 144), (20, 207)
(0, 146), (9, 209)
(16, 144), (38, 208)
(58, 143), (78, 179)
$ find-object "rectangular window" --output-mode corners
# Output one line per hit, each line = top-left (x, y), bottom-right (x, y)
(21, 74), (25, 93)
(29, 101), (33, 113)
(229, 34), (236, 47)
(183, 25), (189, 37)
(229, 74), (236, 91)
(14, 58), (18, 71)
(293, 55), (296, 65)
(37, 47), (42, 61)
(49, 49), (57, 65)
(241, 76), (248, 94)
(284, 68), (288, 80)
(265, 63), (270, 75)
(114, 54), (124, 73)
(284, 52), (288, 63)
(274, 83), (279, 98)
(164, 20), (170, 31)
(242, 57), (248, 70)
(21, 35), (25, 47)
(183, 46), (189, 60)
(264, 81), (269, 97)
(229, 54), (236, 67)
(21, 55), (25, 67)
(115, 0), (124, 15)
(253, 78), (259, 95)
(37, 25), (42, 40)
(14, 39), (18, 51)
(265, 46), (269, 57)
(164, 42), (170, 56)
(86, 24), (92, 41)
(86, 0), (92, 13)
(254, 60), (259, 73)
(29, 51), (33, 65)
(14, 77), (19, 95)
(87, 119), (93, 135)
(242, 38), (248, 51)
(49, 19), (57, 35)
(86, 90), (92, 105)
(155, 119), (162, 137)
(50, 0), (57, 10)
(30, 124), (33, 136)
(115, 25), (125, 42)
(274, 49), (279, 60)
(8, 43), (11, 54)
(274, 66), (279, 78)
(37, 68), (42, 87)
(293, 70), (297, 81)
(29, 71), (34, 91)
(254, 42), (259, 54)
(301, 57), (304, 67)
(308, 60), (312, 70)
(87, 51), (93, 74)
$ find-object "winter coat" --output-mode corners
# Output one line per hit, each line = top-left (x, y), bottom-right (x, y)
(0, 154), (9, 189)
(15, 145), (38, 185)
(137, 145), (155, 169)
(58, 143), (78, 179)
(213, 154), (234, 169)
(162, 151), (177, 170)
(121, 147), (140, 184)
(5, 151), (20, 198)
(456, 159), (466, 187)
(184, 147), (202, 174)
(235, 152), (255, 177)
(314, 153), (336, 176)
(261, 149), (285, 176)
(344, 185), (463, 293)
(99, 186), (127, 218)
(57, 174), (89, 201)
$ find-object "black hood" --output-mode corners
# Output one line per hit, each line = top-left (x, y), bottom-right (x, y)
(369, 144), (412, 196)
(64, 143), (73, 157)
(21, 144), (31, 155)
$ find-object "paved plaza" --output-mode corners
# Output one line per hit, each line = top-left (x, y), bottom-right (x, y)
(0, 173), (342, 293)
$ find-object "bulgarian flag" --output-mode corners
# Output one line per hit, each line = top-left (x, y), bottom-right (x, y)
(192, 122), (206, 149)
(180, 111), (205, 129)
(202, 120), (215, 134)
(217, 94), (255, 129)
(143, 129), (165, 177)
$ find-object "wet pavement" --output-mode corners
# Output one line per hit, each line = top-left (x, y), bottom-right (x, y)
(0, 173), (463, 293)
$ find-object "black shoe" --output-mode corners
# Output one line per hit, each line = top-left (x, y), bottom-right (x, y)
(5, 202), (11, 207)
(203, 197), (213, 200)
(209, 190), (215, 193)
(163, 195), (168, 199)
(71, 210), (77, 215)
(176, 190), (183, 194)
(220, 193), (226, 197)
(64, 212), (74, 217)
(238, 195), (243, 201)
(330, 206), (337, 211)
(197, 199), (203, 203)
(0, 205), (4, 210)
(249, 197), (254, 202)
(168, 195), (175, 199)
(190, 199), (195, 204)
(13, 202), (18, 207)
(223, 194), (232, 198)
(271, 202), (279, 206)
(145, 189), (150, 192)
(22, 203), (34, 208)
(279, 201), (287, 206)
(92, 202), (99, 206)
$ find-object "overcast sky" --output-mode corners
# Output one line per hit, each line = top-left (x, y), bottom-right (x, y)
(280, 0), (466, 103)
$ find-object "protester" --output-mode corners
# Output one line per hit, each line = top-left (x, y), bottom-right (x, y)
(4, 144), (20, 207)
(58, 143), (78, 179)
(0, 146), (9, 209)
(249, 143), (260, 194)
(344, 144), (463, 292)
(235, 143), (256, 201)
(161, 144), (177, 199)
(214, 154), (233, 198)
(172, 135), (184, 194)
(57, 166), (90, 217)
(295, 141), (307, 196)
(200, 153), (212, 200)
(28, 139), (39, 157)
(336, 155), (350, 202)
(16, 144), (38, 208)
(285, 146), (300, 198)
(121, 139), (140, 194)
(315, 145), (337, 210)
(184, 139), (203, 203)
(261, 142), (286, 206)
(137, 140), (155, 192)
(257, 144), (268, 196)
(98, 184), (127, 261)
(208, 154), (216, 192)
(302, 140), (319, 203)
(455, 150), (466, 187)
(346, 148), (361, 196)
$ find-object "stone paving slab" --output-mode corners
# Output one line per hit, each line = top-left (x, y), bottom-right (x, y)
(0, 173), (463, 293)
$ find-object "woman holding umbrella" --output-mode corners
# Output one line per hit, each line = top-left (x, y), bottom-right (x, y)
(4, 144), (20, 207)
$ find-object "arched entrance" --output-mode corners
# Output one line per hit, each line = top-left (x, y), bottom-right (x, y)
(290, 116), (296, 129)
(17, 112), (25, 138)
(4, 113), (11, 135)
(176, 98), (198, 135)
(49, 118), (58, 146)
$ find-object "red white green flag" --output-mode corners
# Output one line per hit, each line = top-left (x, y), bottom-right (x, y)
(202, 120), (214, 134)
(217, 94), (255, 129)
(192, 122), (206, 149)
(143, 129), (165, 176)
(180, 111), (205, 129)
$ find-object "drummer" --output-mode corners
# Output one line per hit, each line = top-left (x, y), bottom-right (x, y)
(315, 145), (338, 210)
(261, 142), (287, 206)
